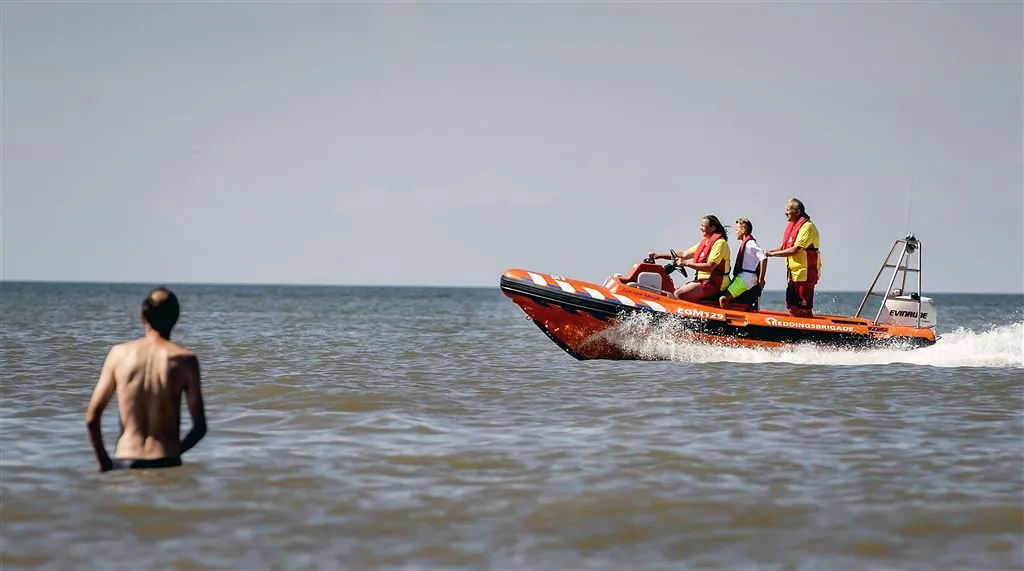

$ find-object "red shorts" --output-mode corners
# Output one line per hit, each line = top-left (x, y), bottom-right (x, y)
(786, 281), (815, 310)
(696, 280), (721, 299)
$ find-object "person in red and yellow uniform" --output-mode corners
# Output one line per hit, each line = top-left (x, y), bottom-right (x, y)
(649, 215), (731, 302)
(766, 198), (821, 318)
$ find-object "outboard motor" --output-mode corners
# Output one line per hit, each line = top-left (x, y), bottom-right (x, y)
(877, 292), (937, 329)
(855, 233), (939, 332)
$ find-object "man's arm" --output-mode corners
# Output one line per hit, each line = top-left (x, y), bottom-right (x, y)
(179, 355), (207, 455)
(757, 259), (768, 289)
(647, 246), (696, 262)
(85, 347), (118, 472)
(770, 223), (816, 258)
(767, 244), (803, 258)
(683, 259), (720, 271)
(682, 242), (723, 272)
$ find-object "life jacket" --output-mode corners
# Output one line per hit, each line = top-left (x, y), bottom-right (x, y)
(734, 235), (757, 278)
(780, 216), (819, 283)
(693, 233), (728, 290)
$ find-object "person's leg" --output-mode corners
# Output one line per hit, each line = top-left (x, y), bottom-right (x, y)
(786, 281), (806, 317)
(693, 281), (722, 302)
(786, 281), (815, 317)
(796, 282), (815, 317)
(674, 281), (706, 301)
(733, 284), (762, 310)
(720, 277), (748, 308)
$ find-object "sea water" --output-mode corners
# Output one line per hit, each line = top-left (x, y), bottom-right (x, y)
(2, 282), (1021, 570)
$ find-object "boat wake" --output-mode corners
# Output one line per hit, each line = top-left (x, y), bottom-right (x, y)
(607, 314), (1024, 369)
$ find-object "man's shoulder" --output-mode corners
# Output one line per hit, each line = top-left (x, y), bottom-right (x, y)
(165, 342), (198, 362)
(106, 339), (141, 357)
(115, 338), (197, 362)
(797, 221), (819, 236)
(163, 338), (195, 354)
(166, 347), (200, 382)
(166, 342), (199, 365)
(710, 239), (729, 257)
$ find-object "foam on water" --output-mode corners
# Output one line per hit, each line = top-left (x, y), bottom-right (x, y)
(609, 314), (1024, 369)
(3, 283), (1021, 570)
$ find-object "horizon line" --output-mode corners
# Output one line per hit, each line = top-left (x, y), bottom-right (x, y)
(2, 278), (1022, 296)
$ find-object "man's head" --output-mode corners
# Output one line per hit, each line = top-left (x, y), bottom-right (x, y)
(700, 215), (727, 237)
(735, 217), (753, 239)
(141, 286), (180, 337)
(785, 198), (806, 222)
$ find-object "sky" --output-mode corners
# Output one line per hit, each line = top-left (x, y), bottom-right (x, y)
(3, 1), (1022, 293)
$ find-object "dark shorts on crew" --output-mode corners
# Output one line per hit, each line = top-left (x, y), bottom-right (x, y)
(111, 457), (183, 470)
(786, 280), (815, 310)
(733, 284), (763, 310)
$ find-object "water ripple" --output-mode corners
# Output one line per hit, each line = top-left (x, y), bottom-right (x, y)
(1, 284), (1021, 570)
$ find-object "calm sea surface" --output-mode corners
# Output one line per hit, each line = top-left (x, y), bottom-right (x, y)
(2, 281), (1022, 570)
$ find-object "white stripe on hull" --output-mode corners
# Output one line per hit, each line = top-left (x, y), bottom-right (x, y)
(582, 287), (606, 300)
(641, 300), (666, 312)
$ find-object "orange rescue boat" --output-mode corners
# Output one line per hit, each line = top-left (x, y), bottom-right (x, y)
(500, 234), (937, 360)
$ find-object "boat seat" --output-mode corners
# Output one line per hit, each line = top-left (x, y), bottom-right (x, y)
(628, 271), (667, 294)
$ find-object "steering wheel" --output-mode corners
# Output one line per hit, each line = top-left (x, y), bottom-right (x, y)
(664, 249), (688, 278)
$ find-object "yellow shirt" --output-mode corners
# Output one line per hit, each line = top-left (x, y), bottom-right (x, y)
(685, 237), (731, 286)
(787, 221), (821, 283)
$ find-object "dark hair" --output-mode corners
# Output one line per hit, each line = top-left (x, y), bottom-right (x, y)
(789, 198), (808, 218)
(703, 215), (728, 236)
(142, 286), (180, 336)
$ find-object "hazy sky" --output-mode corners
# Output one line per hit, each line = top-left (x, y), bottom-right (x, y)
(4, 2), (1022, 293)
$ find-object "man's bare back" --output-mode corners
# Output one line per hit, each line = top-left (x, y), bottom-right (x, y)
(86, 287), (207, 472)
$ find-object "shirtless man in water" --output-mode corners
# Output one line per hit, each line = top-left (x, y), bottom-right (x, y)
(85, 286), (207, 472)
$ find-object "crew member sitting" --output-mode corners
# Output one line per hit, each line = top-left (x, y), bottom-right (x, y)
(648, 215), (731, 302)
(719, 217), (767, 310)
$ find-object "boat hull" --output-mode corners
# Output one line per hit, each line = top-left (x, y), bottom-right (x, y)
(500, 269), (936, 361)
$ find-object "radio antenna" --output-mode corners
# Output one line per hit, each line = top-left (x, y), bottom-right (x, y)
(906, 156), (917, 235)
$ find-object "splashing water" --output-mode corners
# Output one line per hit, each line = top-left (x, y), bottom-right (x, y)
(606, 313), (1023, 368)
